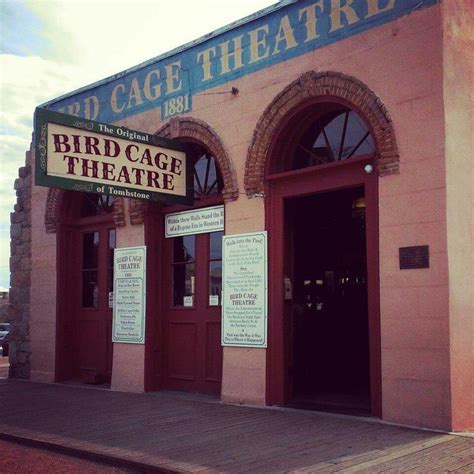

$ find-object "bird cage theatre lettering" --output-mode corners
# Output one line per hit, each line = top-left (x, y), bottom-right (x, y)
(35, 108), (192, 203)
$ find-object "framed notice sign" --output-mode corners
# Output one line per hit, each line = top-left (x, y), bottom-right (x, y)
(34, 107), (192, 204)
(222, 231), (267, 348)
(112, 246), (146, 344)
(165, 205), (224, 238)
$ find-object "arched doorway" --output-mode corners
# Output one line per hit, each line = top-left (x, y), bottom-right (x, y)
(56, 192), (116, 384)
(160, 144), (224, 395)
(250, 72), (390, 416)
(146, 117), (238, 395)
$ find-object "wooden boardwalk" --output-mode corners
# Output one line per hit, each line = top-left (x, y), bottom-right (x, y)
(0, 356), (9, 378)
(0, 380), (472, 473)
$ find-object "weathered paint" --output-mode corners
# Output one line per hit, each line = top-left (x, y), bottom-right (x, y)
(442, 0), (474, 432)
(24, 0), (474, 433)
(42, 0), (437, 124)
(111, 221), (147, 393)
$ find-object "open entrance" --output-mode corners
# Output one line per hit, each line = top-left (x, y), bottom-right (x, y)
(264, 98), (381, 417)
(287, 187), (370, 414)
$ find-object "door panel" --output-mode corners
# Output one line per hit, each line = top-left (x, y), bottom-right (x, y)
(77, 319), (100, 370)
(163, 230), (223, 395)
(205, 321), (222, 382)
(168, 322), (197, 380)
(75, 226), (115, 383)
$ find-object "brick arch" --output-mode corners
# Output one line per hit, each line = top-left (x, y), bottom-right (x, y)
(45, 188), (64, 233)
(244, 71), (399, 196)
(157, 116), (239, 202)
(45, 188), (126, 233)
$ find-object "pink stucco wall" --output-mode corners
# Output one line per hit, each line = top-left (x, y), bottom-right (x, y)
(106, 6), (451, 422)
(110, 214), (146, 393)
(443, 0), (474, 432)
(186, 4), (448, 427)
(28, 2), (469, 431)
(30, 150), (57, 382)
(376, 6), (450, 429)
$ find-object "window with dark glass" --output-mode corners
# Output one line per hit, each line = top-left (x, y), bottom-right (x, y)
(209, 231), (223, 306)
(78, 193), (115, 308)
(172, 235), (196, 307)
(167, 144), (224, 309)
(191, 144), (223, 199)
(292, 107), (375, 170)
(80, 193), (115, 217)
(82, 231), (99, 307)
(107, 229), (116, 302)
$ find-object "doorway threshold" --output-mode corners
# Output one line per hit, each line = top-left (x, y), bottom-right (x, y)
(287, 394), (371, 417)
(149, 390), (221, 404)
(60, 379), (111, 391)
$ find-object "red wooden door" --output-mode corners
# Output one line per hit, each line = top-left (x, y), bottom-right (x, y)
(162, 229), (223, 395)
(73, 224), (115, 383)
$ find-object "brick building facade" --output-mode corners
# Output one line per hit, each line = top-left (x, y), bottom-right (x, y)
(10, 0), (473, 432)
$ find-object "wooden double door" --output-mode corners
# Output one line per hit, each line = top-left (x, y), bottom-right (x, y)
(161, 229), (223, 395)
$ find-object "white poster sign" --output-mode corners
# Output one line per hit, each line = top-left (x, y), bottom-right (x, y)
(222, 231), (267, 348)
(113, 246), (146, 344)
(165, 205), (224, 238)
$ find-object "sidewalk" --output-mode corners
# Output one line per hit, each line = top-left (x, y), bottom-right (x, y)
(0, 379), (472, 473)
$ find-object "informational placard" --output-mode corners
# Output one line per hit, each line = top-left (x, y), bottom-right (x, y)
(34, 108), (192, 204)
(112, 246), (146, 344)
(399, 245), (430, 269)
(222, 231), (267, 348)
(165, 205), (224, 238)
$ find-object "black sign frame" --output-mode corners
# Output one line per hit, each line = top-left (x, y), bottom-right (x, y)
(34, 107), (193, 205)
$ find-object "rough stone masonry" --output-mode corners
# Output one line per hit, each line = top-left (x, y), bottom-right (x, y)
(8, 145), (32, 379)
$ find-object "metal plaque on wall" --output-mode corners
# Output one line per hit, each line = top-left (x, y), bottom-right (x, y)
(399, 245), (429, 270)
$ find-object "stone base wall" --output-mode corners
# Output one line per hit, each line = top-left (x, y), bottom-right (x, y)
(8, 147), (32, 379)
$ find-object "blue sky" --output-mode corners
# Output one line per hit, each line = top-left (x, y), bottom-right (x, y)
(0, 0), (275, 289)
(2, 1), (46, 56)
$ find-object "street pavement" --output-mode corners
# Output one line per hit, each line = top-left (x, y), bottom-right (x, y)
(0, 439), (133, 473)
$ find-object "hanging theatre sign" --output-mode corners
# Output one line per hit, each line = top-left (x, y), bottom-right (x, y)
(34, 108), (192, 204)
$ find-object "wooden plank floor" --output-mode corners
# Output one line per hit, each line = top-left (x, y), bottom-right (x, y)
(0, 380), (472, 473)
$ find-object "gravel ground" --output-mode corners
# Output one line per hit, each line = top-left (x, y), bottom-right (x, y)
(0, 439), (135, 473)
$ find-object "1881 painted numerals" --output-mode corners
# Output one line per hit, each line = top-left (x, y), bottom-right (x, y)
(162, 94), (191, 119)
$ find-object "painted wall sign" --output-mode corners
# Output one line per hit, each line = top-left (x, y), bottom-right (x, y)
(113, 246), (147, 344)
(42, 1), (437, 124)
(165, 205), (224, 238)
(34, 108), (192, 204)
(222, 231), (267, 348)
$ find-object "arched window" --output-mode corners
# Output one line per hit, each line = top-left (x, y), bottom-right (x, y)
(189, 143), (224, 200)
(80, 193), (115, 217)
(289, 105), (375, 171)
(160, 140), (224, 395)
(267, 102), (376, 175)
